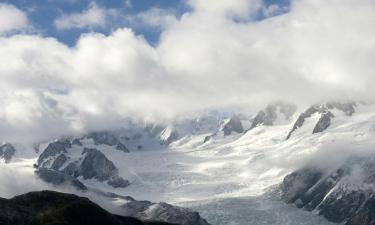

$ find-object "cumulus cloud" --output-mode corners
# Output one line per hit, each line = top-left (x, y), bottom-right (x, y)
(0, 3), (29, 35)
(1, 0), (375, 143)
(54, 2), (108, 30)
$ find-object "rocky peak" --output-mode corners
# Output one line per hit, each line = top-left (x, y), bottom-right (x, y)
(250, 102), (297, 130)
(286, 101), (357, 140)
(37, 140), (71, 166)
(220, 114), (244, 136)
(0, 143), (16, 163)
(36, 144), (130, 189)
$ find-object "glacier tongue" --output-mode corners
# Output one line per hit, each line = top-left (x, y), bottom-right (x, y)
(182, 196), (335, 225)
(3, 102), (375, 225)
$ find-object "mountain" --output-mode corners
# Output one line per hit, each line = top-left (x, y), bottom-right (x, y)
(280, 155), (375, 225)
(0, 143), (16, 163)
(286, 101), (357, 139)
(36, 139), (130, 188)
(3, 100), (375, 225)
(249, 102), (297, 130)
(121, 197), (211, 225)
(0, 190), (178, 225)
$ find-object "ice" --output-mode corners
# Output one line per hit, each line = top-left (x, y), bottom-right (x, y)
(181, 196), (336, 225)
(4, 103), (375, 225)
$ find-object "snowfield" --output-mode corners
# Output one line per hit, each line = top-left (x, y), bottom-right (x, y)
(3, 103), (375, 225)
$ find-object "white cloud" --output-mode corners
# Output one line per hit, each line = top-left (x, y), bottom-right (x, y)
(127, 8), (178, 28)
(187, 0), (263, 19)
(54, 2), (107, 30)
(0, 3), (29, 35)
(1, 0), (375, 143)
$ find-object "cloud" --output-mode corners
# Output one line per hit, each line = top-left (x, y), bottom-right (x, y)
(54, 2), (108, 30)
(126, 7), (178, 29)
(0, 3), (29, 35)
(1, 0), (375, 143)
(187, 0), (263, 19)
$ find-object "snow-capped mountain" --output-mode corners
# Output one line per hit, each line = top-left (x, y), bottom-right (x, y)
(249, 101), (297, 130)
(3, 100), (375, 225)
(280, 152), (375, 225)
(286, 101), (357, 139)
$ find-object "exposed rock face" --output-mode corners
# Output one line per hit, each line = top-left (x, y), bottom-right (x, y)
(0, 190), (178, 225)
(250, 102), (297, 130)
(281, 156), (375, 225)
(36, 168), (87, 191)
(346, 196), (375, 225)
(281, 168), (323, 204)
(88, 131), (130, 153)
(221, 115), (244, 136)
(80, 148), (118, 180)
(36, 141), (129, 189)
(286, 105), (324, 139)
(312, 111), (335, 134)
(37, 139), (70, 166)
(286, 102), (357, 139)
(122, 199), (211, 225)
(203, 134), (214, 144)
(50, 154), (68, 170)
(79, 148), (129, 187)
(0, 143), (16, 163)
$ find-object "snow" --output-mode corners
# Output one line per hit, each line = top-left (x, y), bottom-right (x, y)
(3, 104), (375, 224)
(183, 196), (335, 225)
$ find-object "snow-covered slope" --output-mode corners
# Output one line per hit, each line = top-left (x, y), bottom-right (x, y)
(2, 101), (375, 225)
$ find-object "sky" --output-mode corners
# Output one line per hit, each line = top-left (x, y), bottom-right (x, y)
(2, 0), (289, 46)
(0, 0), (375, 143)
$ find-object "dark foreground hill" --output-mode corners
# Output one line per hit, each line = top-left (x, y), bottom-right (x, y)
(0, 190), (178, 225)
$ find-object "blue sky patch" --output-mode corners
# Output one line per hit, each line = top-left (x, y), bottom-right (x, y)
(3, 0), (289, 46)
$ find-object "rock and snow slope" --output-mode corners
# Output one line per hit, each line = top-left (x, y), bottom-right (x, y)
(2, 101), (375, 225)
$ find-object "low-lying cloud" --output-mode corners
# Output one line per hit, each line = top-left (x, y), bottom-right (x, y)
(1, 0), (375, 143)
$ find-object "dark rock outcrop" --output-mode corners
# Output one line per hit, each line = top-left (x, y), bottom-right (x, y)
(221, 115), (244, 136)
(281, 156), (375, 225)
(312, 111), (335, 134)
(80, 148), (118, 181)
(79, 148), (130, 187)
(122, 199), (211, 225)
(50, 154), (68, 170)
(346, 196), (375, 225)
(281, 168), (323, 204)
(0, 143), (16, 163)
(0, 190), (178, 225)
(203, 134), (214, 144)
(37, 146), (130, 189)
(37, 140), (71, 166)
